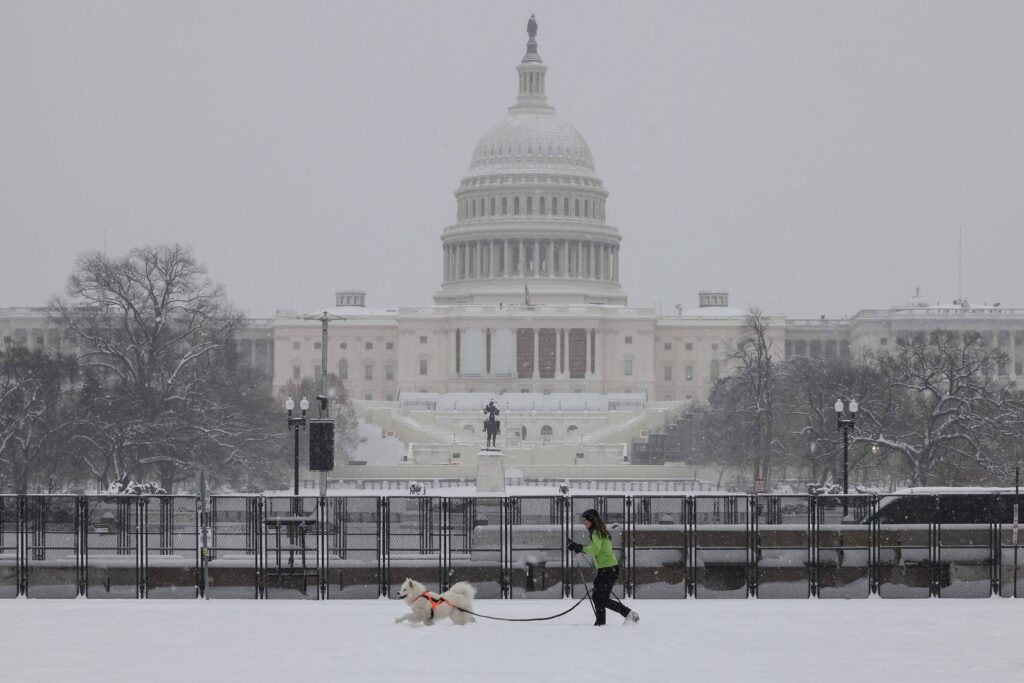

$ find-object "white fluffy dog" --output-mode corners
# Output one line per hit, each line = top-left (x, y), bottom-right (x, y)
(394, 578), (477, 626)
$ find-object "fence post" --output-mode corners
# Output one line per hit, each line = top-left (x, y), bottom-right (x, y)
(379, 496), (389, 598)
(624, 496), (634, 598)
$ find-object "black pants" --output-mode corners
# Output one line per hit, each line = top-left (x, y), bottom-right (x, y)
(591, 566), (630, 625)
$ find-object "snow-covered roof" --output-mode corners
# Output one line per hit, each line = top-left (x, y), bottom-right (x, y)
(675, 306), (748, 318)
(889, 486), (1019, 495)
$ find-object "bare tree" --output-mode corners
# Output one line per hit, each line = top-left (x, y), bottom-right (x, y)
(856, 331), (1018, 486)
(52, 244), (252, 488)
(0, 348), (79, 493)
(776, 354), (887, 486)
(718, 308), (781, 483)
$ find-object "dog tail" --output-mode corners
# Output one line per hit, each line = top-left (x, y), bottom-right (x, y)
(448, 582), (477, 601)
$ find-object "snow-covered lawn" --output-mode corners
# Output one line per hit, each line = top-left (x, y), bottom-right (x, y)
(2, 598), (1022, 682)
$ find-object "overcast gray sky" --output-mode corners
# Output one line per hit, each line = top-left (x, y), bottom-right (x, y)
(2, 1), (1022, 318)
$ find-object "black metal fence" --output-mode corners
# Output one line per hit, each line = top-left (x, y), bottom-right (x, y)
(0, 493), (1020, 599)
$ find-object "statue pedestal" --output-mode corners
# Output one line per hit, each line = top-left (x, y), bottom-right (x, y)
(476, 448), (505, 493)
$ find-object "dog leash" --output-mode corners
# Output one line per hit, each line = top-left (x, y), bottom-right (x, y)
(453, 553), (595, 623)
(454, 595), (589, 622)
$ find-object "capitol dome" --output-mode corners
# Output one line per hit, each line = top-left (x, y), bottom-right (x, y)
(468, 114), (597, 177)
(434, 16), (626, 307)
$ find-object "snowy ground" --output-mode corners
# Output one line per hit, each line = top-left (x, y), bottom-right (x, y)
(2, 598), (1022, 682)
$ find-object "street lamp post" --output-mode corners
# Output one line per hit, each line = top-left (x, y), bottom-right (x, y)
(286, 396), (310, 495)
(834, 398), (858, 516)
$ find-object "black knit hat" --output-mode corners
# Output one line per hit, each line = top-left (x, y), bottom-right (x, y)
(581, 509), (599, 522)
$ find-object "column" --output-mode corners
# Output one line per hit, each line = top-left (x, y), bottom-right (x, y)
(562, 239), (569, 277)
(519, 239), (526, 276)
(489, 241), (497, 278)
(613, 246), (619, 282)
(590, 242), (596, 279)
(503, 239), (511, 277)
(533, 327), (539, 379)
(546, 240), (554, 277)
(561, 327), (569, 378)
(443, 245), (449, 282)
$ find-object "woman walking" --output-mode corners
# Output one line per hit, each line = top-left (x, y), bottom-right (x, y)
(567, 508), (640, 626)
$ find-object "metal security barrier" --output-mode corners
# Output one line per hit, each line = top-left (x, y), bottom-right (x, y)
(0, 493), (1019, 599)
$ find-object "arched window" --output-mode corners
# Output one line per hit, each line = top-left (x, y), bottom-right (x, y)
(502, 197), (508, 215)
(552, 197), (558, 215)
(575, 199), (580, 216)
(490, 197), (496, 215)
(339, 359), (348, 380)
(541, 425), (554, 437)
(513, 197), (520, 215)
(526, 197), (532, 215)
(462, 424), (475, 434)
(584, 200), (589, 218)
(567, 424), (579, 435)
(539, 197), (546, 214)
(563, 198), (569, 215)
(471, 200), (476, 218)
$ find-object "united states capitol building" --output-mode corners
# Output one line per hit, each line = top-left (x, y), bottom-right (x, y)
(3, 18), (1023, 483)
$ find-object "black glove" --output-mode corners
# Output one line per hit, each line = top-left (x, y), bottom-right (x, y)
(566, 540), (583, 553)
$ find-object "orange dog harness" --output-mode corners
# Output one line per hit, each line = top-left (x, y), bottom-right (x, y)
(416, 591), (453, 619)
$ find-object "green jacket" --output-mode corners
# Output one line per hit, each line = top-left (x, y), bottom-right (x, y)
(582, 532), (618, 568)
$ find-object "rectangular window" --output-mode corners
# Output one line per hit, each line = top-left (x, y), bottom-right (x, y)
(292, 365), (301, 380)
(420, 335), (428, 344)
(568, 328), (587, 379)
(364, 393), (373, 400)
(880, 337), (888, 346)
(386, 341), (394, 350)
(685, 342), (693, 351)
(538, 328), (557, 378)
(420, 358), (428, 375)
(365, 365), (373, 381)
(385, 365), (394, 381)
(339, 360), (348, 380)
(365, 342), (373, 351)
(292, 341), (301, 350)
(664, 342), (672, 351)
(314, 342), (321, 350)
(314, 364), (321, 378)
(516, 328), (534, 378)
(625, 336), (632, 344)
(386, 394), (394, 401)
(664, 365), (672, 381)
(1016, 363), (1022, 376)
(624, 359), (633, 376)
(663, 394), (673, 401)
(685, 365), (693, 381)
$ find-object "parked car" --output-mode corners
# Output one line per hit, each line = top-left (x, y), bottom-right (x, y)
(861, 487), (1023, 525)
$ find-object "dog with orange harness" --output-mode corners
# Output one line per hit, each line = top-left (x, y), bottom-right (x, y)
(395, 578), (477, 626)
